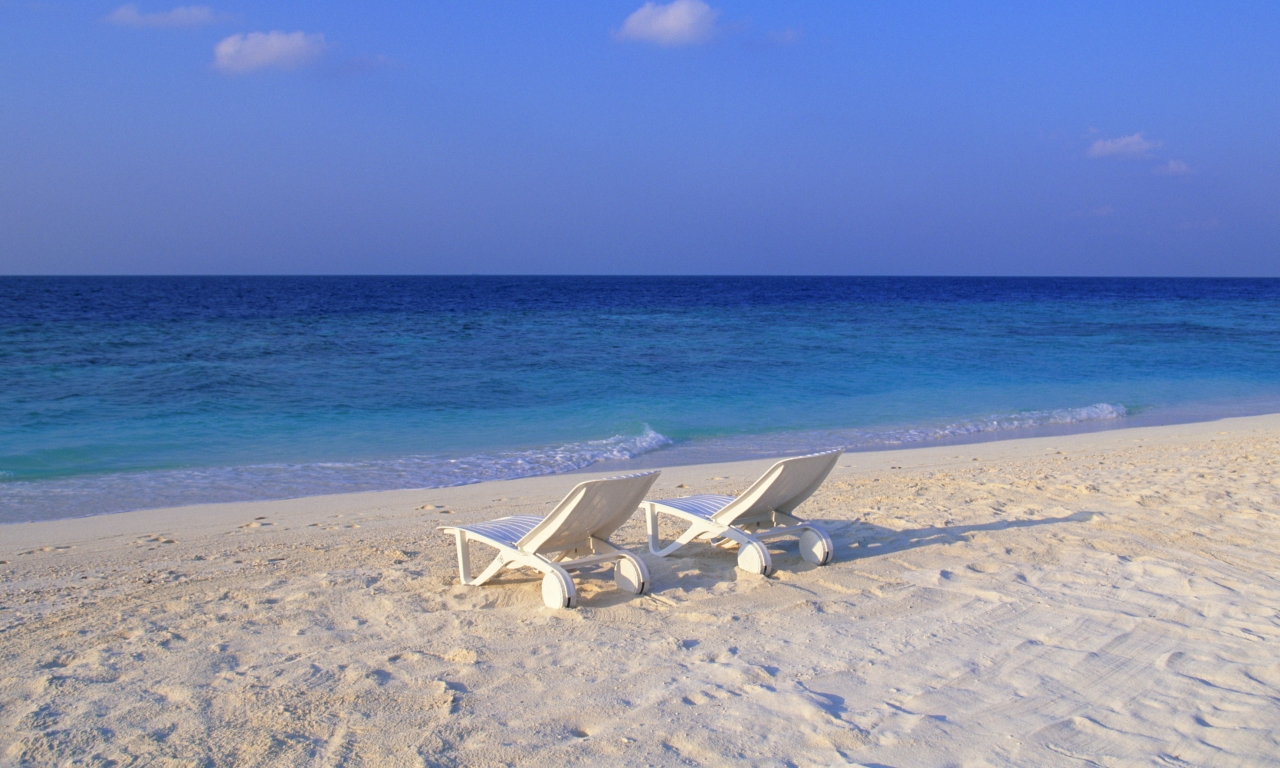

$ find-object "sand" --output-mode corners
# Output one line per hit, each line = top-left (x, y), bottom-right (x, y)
(2, 414), (1279, 766)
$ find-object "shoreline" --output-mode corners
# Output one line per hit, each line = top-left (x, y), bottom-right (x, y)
(7, 405), (1280, 527)
(3, 412), (1279, 764)
(4, 410), (1277, 550)
(598, 400), (1280, 471)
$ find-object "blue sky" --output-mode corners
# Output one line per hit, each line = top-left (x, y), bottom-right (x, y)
(1, 1), (1276, 275)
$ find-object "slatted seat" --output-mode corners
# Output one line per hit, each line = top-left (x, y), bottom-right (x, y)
(648, 494), (733, 519)
(453, 515), (541, 547)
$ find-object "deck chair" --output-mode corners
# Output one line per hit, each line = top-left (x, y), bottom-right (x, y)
(642, 449), (843, 576)
(440, 470), (660, 609)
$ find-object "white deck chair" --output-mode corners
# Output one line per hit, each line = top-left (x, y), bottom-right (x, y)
(440, 470), (660, 609)
(642, 450), (843, 576)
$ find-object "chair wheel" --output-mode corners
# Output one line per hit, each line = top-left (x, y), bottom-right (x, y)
(737, 540), (773, 576)
(541, 570), (577, 609)
(614, 556), (649, 595)
(800, 528), (833, 566)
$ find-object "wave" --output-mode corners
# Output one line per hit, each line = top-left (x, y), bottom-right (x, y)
(861, 403), (1128, 446)
(0, 427), (673, 523)
(617, 403), (1133, 466)
(0, 406), (1129, 523)
(327, 425), (674, 486)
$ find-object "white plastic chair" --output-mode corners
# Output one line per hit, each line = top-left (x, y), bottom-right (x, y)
(642, 450), (842, 576)
(440, 470), (660, 609)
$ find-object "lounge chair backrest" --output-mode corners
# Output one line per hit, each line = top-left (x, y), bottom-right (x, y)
(712, 449), (843, 525)
(518, 470), (660, 554)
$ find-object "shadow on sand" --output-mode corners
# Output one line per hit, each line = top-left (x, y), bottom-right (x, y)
(826, 510), (1096, 563)
(438, 511), (1096, 608)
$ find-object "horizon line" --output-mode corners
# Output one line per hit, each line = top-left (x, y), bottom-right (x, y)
(2, 274), (1279, 280)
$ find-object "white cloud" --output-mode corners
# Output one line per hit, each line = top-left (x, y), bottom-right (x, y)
(213, 31), (327, 74)
(107, 4), (219, 27)
(1153, 159), (1192, 176)
(616, 0), (718, 46)
(1087, 133), (1161, 158)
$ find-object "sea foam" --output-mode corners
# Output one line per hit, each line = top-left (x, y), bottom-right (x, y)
(869, 403), (1128, 446)
(0, 404), (1138, 523)
(0, 427), (673, 523)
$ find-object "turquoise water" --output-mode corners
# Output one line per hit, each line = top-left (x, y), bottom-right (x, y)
(3, 276), (1279, 522)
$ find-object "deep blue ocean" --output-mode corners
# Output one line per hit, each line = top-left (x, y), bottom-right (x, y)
(3, 276), (1280, 523)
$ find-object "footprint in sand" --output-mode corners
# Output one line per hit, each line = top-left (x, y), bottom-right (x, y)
(238, 521), (272, 529)
(37, 651), (76, 670)
(21, 546), (74, 555)
(425, 680), (458, 713)
(443, 648), (478, 664)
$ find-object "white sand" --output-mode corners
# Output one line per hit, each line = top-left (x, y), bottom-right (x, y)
(2, 414), (1279, 766)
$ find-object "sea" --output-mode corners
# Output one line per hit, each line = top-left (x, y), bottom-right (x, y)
(3, 276), (1279, 523)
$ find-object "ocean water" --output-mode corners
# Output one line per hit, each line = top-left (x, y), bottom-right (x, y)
(3, 276), (1279, 523)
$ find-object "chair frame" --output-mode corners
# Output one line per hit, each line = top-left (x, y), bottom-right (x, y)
(441, 470), (659, 608)
(643, 450), (842, 576)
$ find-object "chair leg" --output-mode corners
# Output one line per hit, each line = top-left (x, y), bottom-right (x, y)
(645, 505), (714, 557)
(453, 531), (473, 584)
(469, 552), (511, 586)
(453, 530), (512, 586)
(644, 504), (664, 554)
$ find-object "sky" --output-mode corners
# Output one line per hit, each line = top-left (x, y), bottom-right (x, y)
(0, 1), (1277, 276)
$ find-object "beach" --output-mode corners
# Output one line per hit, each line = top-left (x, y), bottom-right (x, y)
(2, 413), (1279, 765)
